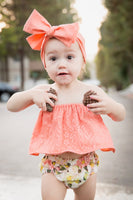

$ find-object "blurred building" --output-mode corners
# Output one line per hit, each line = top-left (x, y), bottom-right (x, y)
(0, 57), (29, 83)
(0, 57), (44, 87)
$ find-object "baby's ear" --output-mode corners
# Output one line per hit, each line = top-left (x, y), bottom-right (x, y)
(82, 62), (85, 69)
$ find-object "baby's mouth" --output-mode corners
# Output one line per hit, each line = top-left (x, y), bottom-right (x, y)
(58, 72), (69, 76)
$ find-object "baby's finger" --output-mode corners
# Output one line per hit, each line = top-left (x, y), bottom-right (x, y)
(37, 102), (42, 109)
(36, 102), (46, 111)
(88, 107), (106, 114)
(87, 102), (102, 108)
(41, 103), (47, 111)
(90, 95), (102, 102)
(46, 98), (55, 107)
(48, 93), (58, 101)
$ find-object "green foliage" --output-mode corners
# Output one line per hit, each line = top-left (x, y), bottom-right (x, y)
(0, 0), (78, 57)
(96, 0), (133, 90)
(0, 0), (78, 85)
(79, 61), (91, 80)
(84, 62), (91, 79)
(0, 27), (18, 57)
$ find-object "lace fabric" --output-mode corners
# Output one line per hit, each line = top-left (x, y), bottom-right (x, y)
(29, 104), (115, 155)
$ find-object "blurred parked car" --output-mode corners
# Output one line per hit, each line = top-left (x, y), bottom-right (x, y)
(0, 82), (19, 102)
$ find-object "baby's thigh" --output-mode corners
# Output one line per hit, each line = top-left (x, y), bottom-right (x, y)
(73, 174), (97, 200)
(41, 173), (67, 200)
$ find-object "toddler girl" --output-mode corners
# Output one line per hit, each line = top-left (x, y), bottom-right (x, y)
(7, 9), (126, 200)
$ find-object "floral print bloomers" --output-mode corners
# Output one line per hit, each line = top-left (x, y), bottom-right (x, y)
(40, 152), (99, 189)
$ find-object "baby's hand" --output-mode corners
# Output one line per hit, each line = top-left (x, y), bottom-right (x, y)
(87, 91), (115, 115)
(46, 88), (57, 112)
(31, 88), (57, 111)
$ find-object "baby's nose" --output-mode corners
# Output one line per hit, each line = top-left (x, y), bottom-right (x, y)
(58, 59), (67, 69)
(58, 65), (66, 69)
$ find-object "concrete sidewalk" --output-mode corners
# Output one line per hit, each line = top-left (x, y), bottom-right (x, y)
(0, 175), (133, 200)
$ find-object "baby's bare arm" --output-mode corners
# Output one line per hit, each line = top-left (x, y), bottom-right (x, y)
(7, 85), (57, 112)
(87, 87), (126, 121)
(7, 89), (34, 112)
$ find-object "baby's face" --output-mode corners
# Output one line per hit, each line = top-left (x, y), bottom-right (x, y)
(44, 38), (84, 86)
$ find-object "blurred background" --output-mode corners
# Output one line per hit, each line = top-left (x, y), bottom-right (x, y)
(0, 0), (133, 199)
(0, 0), (133, 100)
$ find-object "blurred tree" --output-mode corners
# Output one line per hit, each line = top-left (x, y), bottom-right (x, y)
(78, 61), (91, 81)
(0, 27), (18, 81)
(96, 0), (133, 90)
(0, 0), (78, 89)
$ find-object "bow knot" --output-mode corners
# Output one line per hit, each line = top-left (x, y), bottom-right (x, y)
(46, 26), (55, 37)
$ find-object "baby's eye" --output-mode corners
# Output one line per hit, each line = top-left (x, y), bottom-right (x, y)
(50, 56), (57, 61)
(67, 55), (74, 60)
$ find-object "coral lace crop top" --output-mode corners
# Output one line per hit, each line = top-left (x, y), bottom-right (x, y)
(29, 104), (115, 156)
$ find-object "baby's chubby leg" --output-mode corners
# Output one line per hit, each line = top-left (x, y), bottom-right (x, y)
(73, 174), (97, 200)
(41, 173), (67, 200)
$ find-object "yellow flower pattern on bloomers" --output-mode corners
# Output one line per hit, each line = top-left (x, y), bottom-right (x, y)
(40, 152), (99, 189)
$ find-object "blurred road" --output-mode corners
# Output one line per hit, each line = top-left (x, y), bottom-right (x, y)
(0, 92), (133, 199)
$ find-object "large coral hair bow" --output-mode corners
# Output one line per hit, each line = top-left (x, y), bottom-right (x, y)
(23, 9), (86, 67)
